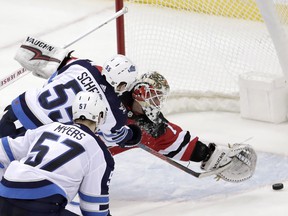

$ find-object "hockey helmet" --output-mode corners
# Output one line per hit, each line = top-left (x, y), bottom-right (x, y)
(102, 54), (138, 95)
(72, 91), (107, 126)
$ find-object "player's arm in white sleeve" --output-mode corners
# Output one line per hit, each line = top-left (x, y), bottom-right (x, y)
(78, 147), (114, 216)
(0, 129), (34, 176)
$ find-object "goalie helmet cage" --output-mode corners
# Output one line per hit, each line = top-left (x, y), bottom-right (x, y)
(115, 0), (288, 115)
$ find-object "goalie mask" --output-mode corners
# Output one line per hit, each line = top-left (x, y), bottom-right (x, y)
(132, 71), (170, 123)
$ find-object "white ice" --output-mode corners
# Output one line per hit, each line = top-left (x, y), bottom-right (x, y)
(1, 0), (288, 215)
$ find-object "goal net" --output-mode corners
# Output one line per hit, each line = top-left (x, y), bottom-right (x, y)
(119, 0), (288, 114)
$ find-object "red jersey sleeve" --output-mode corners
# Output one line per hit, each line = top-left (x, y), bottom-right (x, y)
(109, 121), (199, 162)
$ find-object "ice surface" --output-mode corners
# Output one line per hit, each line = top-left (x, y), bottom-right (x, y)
(1, 0), (288, 215)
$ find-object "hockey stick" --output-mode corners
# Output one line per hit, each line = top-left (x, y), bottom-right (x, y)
(0, 7), (128, 91)
(137, 143), (231, 179)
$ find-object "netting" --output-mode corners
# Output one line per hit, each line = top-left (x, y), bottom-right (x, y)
(123, 0), (288, 113)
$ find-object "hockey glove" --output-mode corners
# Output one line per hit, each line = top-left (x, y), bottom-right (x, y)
(102, 124), (141, 148)
(120, 124), (142, 148)
(201, 143), (257, 182)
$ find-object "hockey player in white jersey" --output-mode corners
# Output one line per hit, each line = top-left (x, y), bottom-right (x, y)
(0, 91), (114, 216)
(0, 38), (141, 148)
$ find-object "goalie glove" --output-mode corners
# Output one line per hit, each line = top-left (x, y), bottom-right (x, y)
(201, 143), (257, 182)
(14, 36), (70, 79)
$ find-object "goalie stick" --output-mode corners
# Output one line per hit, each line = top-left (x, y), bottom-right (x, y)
(137, 143), (231, 179)
(0, 7), (128, 91)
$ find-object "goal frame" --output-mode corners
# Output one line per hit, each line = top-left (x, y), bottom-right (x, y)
(115, 0), (126, 55)
(114, 0), (288, 122)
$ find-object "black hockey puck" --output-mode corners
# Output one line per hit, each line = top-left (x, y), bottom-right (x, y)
(272, 183), (284, 190)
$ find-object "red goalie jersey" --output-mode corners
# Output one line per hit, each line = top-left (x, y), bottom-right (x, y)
(109, 72), (257, 183)
(108, 72), (209, 163)
(109, 114), (199, 162)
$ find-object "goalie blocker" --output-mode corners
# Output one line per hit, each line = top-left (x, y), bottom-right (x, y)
(201, 143), (257, 182)
(14, 36), (70, 79)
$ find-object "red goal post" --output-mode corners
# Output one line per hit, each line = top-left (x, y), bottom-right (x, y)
(115, 0), (126, 55)
(115, 0), (288, 115)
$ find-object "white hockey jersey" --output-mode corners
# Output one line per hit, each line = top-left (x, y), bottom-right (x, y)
(0, 122), (114, 216)
(10, 58), (130, 146)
